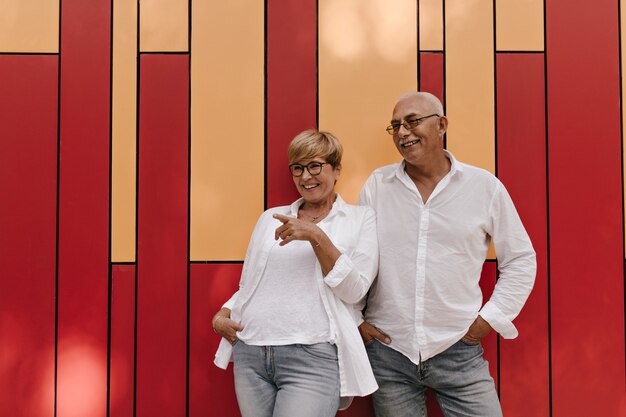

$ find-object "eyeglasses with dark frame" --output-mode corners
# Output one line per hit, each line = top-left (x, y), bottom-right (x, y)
(289, 161), (328, 177)
(386, 113), (439, 135)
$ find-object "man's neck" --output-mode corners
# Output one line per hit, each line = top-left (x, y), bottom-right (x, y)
(405, 153), (451, 184)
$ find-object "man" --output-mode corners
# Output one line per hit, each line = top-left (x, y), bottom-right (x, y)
(358, 92), (536, 417)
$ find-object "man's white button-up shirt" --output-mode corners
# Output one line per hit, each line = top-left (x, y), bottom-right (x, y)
(358, 151), (536, 364)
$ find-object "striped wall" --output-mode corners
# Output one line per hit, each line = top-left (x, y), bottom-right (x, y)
(0, 1), (624, 416)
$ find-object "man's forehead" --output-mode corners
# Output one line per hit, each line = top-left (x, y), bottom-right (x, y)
(392, 98), (432, 119)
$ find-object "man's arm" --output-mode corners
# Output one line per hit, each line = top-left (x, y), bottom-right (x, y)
(480, 182), (537, 339)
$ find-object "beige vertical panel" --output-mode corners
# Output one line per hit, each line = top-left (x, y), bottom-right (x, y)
(496, 0), (543, 51)
(447, 0), (495, 260)
(140, 0), (188, 52)
(0, 0), (58, 52)
(111, 0), (137, 262)
(445, 0), (495, 174)
(319, 0), (417, 204)
(190, 1), (264, 261)
(420, 0), (443, 51)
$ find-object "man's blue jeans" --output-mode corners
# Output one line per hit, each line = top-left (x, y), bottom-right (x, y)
(233, 340), (340, 417)
(366, 339), (502, 417)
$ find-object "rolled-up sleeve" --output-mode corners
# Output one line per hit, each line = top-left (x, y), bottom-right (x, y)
(323, 208), (378, 305)
(480, 183), (537, 339)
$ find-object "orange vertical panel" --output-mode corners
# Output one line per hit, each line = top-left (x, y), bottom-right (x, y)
(112, 0), (137, 262)
(0, 0), (59, 52)
(140, 0), (188, 52)
(319, 0), (417, 203)
(496, 0), (543, 51)
(445, 0), (495, 174)
(419, 0), (443, 51)
(189, 264), (242, 417)
(190, 0), (264, 261)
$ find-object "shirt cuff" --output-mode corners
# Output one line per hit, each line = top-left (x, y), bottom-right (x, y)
(479, 302), (519, 339)
(323, 254), (352, 287)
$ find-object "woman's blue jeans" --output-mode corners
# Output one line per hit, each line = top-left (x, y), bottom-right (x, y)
(233, 340), (340, 417)
(366, 339), (503, 417)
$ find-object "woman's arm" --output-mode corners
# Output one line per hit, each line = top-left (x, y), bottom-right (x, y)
(212, 307), (243, 344)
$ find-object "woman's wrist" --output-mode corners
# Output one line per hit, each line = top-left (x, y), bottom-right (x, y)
(310, 229), (324, 248)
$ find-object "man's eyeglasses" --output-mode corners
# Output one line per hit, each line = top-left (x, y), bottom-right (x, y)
(386, 114), (439, 135)
(289, 162), (328, 177)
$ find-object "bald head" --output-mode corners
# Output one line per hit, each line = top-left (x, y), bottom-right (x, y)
(395, 92), (444, 116)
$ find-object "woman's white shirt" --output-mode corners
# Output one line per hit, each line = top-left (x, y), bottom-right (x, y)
(237, 239), (331, 345)
(214, 195), (379, 408)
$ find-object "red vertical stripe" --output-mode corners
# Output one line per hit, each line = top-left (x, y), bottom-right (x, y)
(57, 1), (111, 416)
(419, 52), (444, 106)
(266, 0), (317, 207)
(478, 262), (498, 391)
(0, 55), (57, 417)
(426, 394), (444, 417)
(337, 397), (375, 417)
(110, 265), (136, 417)
(496, 53), (549, 417)
(547, 1), (625, 415)
(136, 54), (189, 417)
(189, 264), (242, 417)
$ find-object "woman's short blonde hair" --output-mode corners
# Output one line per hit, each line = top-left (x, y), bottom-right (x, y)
(287, 129), (343, 167)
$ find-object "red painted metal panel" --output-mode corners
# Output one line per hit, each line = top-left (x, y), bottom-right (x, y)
(189, 264), (242, 417)
(546, 1), (625, 416)
(496, 53), (549, 417)
(57, 1), (111, 416)
(337, 397), (375, 416)
(478, 262), (498, 391)
(337, 397), (375, 417)
(266, 0), (317, 208)
(136, 54), (189, 417)
(110, 265), (136, 417)
(426, 393), (444, 417)
(419, 52), (444, 106)
(0, 55), (57, 417)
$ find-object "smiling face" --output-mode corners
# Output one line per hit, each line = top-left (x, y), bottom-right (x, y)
(391, 93), (448, 167)
(291, 157), (341, 205)
(287, 130), (343, 206)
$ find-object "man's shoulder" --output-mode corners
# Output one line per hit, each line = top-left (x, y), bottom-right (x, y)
(456, 161), (500, 186)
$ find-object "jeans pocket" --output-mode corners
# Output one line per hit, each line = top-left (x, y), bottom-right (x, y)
(300, 343), (338, 362)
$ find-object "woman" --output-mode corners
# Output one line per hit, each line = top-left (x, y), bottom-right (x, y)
(212, 129), (378, 416)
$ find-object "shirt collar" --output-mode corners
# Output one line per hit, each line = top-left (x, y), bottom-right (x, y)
(288, 193), (348, 217)
(386, 149), (463, 181)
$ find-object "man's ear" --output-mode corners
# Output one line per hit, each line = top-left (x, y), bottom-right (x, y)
(438, 116), (448, 134)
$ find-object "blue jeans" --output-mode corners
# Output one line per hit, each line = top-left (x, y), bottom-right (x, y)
(232, 341), (340, 417)
(366, 339), (502, 417)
